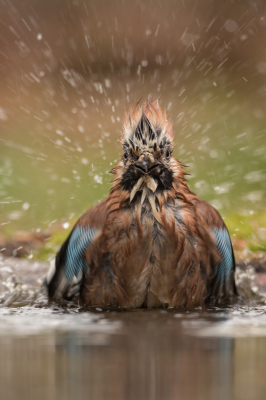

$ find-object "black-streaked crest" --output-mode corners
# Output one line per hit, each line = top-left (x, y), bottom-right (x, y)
(122, 99), (174, 154)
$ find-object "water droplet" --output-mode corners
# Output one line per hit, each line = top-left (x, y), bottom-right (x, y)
(22, 202), (30, 211)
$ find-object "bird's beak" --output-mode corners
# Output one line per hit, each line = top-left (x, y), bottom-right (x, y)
(135, 154), (159, 174)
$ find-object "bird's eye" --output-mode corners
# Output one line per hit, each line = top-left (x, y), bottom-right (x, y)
(124, 152), (128, 161)
(165, 149), (171, 159)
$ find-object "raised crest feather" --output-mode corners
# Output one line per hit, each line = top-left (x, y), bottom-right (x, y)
(122, 98), (174, 147)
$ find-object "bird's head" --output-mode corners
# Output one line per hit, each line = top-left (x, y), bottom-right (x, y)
(111, 98), (188, 204)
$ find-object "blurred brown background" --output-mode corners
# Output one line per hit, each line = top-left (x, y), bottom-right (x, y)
(0, 0), (266, 233)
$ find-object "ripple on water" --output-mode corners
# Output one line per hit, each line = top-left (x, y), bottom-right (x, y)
(182, 306), (266, 338)
(0, 306), (122, 341)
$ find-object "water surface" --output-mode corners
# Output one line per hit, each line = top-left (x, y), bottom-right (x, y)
(0, 256), (266, 400)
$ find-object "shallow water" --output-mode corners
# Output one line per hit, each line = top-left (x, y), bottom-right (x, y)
(1, 305), (266, 400)
(0, 256), (266, 400)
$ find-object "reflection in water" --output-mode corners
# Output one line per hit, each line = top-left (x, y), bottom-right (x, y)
(0, 309), (265, 400)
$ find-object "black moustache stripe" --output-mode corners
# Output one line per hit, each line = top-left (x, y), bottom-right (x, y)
(121, 166), (173, 192)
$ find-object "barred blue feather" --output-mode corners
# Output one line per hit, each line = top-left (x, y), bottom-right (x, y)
(46, 224), (97, 299)
(65, 225), (96, 282)
(213, 227), (234, 285)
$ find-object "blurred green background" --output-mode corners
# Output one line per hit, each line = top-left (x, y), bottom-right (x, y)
(0, 0), (266, 254)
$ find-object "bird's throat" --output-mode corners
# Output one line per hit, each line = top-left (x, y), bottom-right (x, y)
(130, 176), (158, 204)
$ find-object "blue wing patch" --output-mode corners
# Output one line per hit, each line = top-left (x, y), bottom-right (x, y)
(65, 225), (96, 282)
(212, 227), (234, 285)
(46, 224), (98, 300)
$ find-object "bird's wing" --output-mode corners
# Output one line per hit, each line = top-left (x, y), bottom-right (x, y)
(191, 196), (237, 300)
(210, 225), (236, 299)
(46, 222), (100, 300)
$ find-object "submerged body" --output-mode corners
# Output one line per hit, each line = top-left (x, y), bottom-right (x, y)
(47, 99), (236, 308)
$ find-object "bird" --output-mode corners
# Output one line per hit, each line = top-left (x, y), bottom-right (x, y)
(46, 98), (237, 308)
